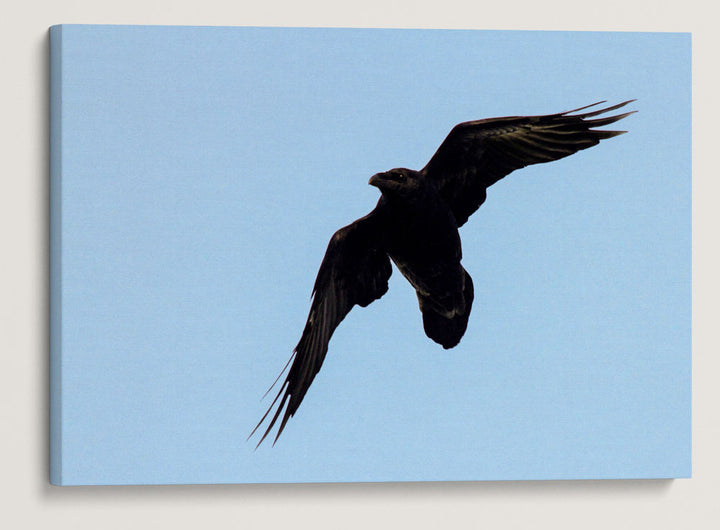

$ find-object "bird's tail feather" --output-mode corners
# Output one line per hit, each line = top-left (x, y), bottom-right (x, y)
(419, 269), (475, 349)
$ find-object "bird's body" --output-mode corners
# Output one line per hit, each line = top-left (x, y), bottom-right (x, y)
(378, 189), (463, 307)
(371, 182), (471, 347)
(251, 100), (635, 446)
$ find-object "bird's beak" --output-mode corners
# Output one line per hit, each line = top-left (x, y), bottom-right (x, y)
(368, 173), (384, 188)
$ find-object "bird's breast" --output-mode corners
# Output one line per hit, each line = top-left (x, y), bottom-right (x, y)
(379, 197), (464, 301)
(381, 198), (460, 260)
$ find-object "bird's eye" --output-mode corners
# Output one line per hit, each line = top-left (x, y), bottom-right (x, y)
(396, 173), (406, 181)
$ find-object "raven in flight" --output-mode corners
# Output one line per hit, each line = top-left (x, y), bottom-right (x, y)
(251, 100), (635, 446)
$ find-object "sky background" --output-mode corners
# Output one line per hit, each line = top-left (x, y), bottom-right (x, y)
(52, 25), (690, 485)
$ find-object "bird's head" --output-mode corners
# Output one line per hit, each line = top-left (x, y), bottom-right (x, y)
(368, 168), (421, 198)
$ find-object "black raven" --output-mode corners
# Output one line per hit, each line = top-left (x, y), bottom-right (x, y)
(251, 100), (635, 446)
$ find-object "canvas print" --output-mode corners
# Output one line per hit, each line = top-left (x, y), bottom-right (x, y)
(49, 25), (691, 485)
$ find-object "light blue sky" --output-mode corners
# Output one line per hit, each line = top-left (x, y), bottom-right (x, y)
(52, 25), (690, 485)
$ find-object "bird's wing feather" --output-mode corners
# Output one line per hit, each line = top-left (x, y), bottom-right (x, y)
(421, 100), (636, 226)
(251, 210), (392, 446)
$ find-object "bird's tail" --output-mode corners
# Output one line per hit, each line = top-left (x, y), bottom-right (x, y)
(419, 268), (474, 349)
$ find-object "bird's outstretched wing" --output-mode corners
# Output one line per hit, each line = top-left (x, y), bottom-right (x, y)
(251, 210), (392, 446)
(421, 100), (636, 226)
